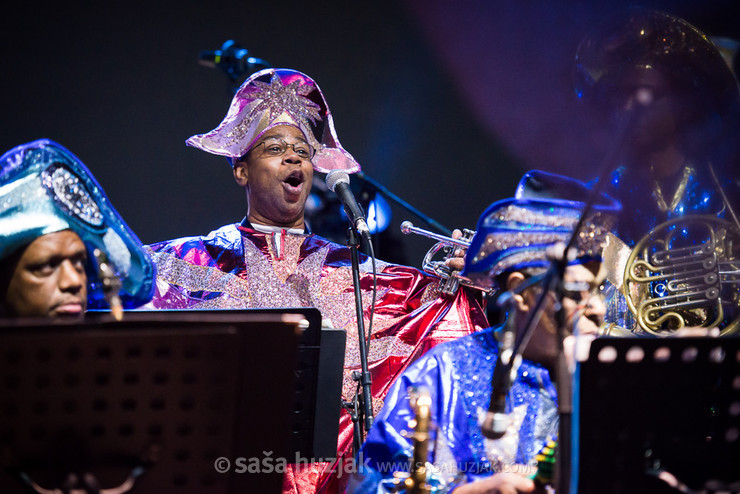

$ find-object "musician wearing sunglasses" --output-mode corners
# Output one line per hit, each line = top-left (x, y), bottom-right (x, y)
(574, 9), (740, 336)
(143, 68), (488, 494)
(350, 171), (620, 494)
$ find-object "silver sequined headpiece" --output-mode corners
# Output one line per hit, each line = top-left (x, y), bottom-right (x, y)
(462, 170), (621, 290)
(186, 68), (361, 174)
(0, 139), (156, 309)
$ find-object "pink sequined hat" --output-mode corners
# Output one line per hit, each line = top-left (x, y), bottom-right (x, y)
(186, 68), (361, 174)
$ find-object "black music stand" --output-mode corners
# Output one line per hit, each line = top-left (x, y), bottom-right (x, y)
(136, 308), (346, 460)
(575, 336), (740, 494)
(0, 310), (339, 494)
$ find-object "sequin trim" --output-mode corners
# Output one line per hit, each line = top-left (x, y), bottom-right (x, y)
(41, 164), (104, 227)
(484, 204), (581, 229)
(146, 248), (253, 303)
(225, 73), (322, 150)
(446, 331), (558, 468)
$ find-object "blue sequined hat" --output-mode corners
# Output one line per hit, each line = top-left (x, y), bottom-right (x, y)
(0, 139), (156, 309)
(462, 170), (621, 290)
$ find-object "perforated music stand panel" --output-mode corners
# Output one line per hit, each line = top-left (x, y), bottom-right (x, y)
(576, 336), (740, 494)
(0, 311), (302, 494)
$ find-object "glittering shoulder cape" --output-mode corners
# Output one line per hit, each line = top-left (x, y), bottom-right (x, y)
(145, 222), (488, 494)
(352, 327), (558, 493)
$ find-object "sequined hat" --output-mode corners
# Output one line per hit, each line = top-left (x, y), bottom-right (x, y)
(0, 139), (156, 310)
(574, 9), (740, 116)
(462, 170), (621, 289)
(186, 68), (361, 174)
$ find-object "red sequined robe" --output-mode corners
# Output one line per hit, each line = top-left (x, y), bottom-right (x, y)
(145, 222), (487, 493)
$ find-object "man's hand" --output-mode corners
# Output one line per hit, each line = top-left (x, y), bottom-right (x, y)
(444, 228), (467, 272)
(453, 473), (538, 494)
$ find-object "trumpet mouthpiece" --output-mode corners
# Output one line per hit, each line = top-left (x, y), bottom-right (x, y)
(400, 221), (414, 234)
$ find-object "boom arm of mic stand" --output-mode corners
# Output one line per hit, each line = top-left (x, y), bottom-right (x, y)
(355, 172), (453, 237)
(502, 108), (636, 493)
(551, 107), (637, 494)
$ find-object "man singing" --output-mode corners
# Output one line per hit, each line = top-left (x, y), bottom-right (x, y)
(145, 68), (488, 493)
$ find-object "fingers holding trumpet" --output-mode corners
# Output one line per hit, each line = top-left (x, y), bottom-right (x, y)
(445, 228), (467, 272)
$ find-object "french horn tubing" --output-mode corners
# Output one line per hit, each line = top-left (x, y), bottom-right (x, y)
(623, 215), (740, 336)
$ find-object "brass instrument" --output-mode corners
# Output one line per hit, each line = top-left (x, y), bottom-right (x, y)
(622, 215), (740, 335)
(404, 386), (432, 494)
(400, 221), (493, 296)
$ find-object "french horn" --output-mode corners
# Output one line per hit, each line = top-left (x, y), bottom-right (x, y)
(622, 215), (740, 335)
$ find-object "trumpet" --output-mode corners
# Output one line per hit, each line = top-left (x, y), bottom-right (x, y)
(400, 221), (493, 296)
(400, 221), (472, 249)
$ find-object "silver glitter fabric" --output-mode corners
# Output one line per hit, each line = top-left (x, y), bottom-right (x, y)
(41, 164), (104, 227)
(146, 223), (489, 494)
(185, 68), (361, 173)
(0, 139), (155, 309)
(472, 206), (613, 270)
(464, 170), (620, 290)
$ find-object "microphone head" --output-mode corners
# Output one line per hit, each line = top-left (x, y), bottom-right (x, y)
(480, 411), (509, 440)
(325, 169), (350, 192)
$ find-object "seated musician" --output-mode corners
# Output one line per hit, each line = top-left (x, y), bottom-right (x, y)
(143, 67), (488, 494)
(0, 139), (155, 319)
(350, 170), (619, 493)
(574, 8), (740, 335)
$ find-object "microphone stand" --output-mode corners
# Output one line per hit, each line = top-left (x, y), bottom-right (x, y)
(345, 226), (374, 452)
(492, 106), (635, 494)
(355, 172), (453, 236)
(555, 106), (636, 494)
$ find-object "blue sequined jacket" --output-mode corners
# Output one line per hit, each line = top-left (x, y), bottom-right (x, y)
(350, 326), (558, 493)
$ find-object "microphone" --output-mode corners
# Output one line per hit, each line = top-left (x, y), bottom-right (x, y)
(481, 302), (518, 439)
(198, 40), (270, 81)
(325, 170), (371, 238)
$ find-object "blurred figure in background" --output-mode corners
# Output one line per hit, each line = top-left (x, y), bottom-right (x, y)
(574, 9), (740, 335)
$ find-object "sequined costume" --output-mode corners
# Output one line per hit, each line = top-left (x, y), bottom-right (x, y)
(159, 67), (487, 494)
(350, 326), (558, 493)
(0, 139), (155, 311)
(350, 170), (618, 493)
(574, 9), (740, 334)
(145, 219), (487, 493)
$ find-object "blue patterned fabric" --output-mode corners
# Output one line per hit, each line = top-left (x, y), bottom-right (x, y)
(0, 139), (155, 309)
(351, 326), (558, 493)
(462, 169), (620, 291)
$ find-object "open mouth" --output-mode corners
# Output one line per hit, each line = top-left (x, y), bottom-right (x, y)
(283, 170), (305, 189)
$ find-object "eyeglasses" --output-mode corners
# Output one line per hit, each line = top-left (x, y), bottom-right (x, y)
(252, 138), (315, 160)
(562, 280), (604, 304)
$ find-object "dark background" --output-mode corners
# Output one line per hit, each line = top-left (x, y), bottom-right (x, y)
(2, 0), (738, 266)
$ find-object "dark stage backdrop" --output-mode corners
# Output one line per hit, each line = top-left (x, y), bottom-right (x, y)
(1, 1), (738, 266)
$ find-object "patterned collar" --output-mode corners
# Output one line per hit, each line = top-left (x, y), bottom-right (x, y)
(239, 216), (311, 235)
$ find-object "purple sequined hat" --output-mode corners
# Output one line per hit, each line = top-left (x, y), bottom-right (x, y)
(186, 68), (361, 174)
(462, 170), (621, 290)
